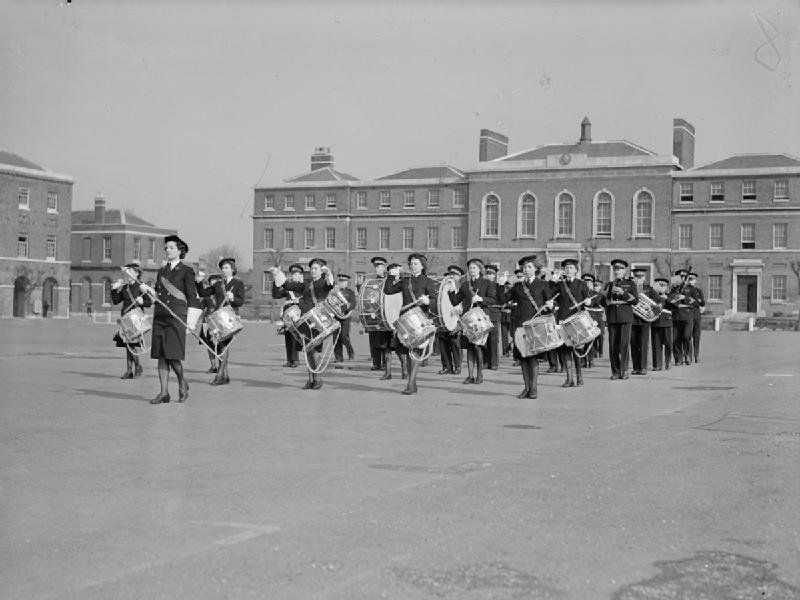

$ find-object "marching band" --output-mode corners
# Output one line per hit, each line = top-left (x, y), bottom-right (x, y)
(115, 236), (708, 404)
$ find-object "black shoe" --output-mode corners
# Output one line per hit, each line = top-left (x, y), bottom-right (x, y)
(370, 366), (382, 371)
(546, 367), (558, 373)
(652, 367), (662, 371)
(207, 366), (218, 373)
(665, 363), (671, 370)
(684, 359), (691, 365)
(517, 388), (530, 399)
(561, 379), (575, 388)
(150, 392), (170, 404)
(576, 375), (584, 386)
(463, 376), (475, 384)
(527, 389), (538, 399)
(621, 372), (630, 380)
(348, 355), (354, 361)
(380, 372), (392, 380)
(512, 361), (520, 367)
(454, 368), (461, 375)
(289, 361), (298, 368)
(475, 374), (484, 384)
(610, 374), (620, 380)
(210, 377), (229, 386)
(120, 371), (134, 380)
(302, 380), (313, 390)
(401, 386), (417, 395)
(177, 382), (189, 403)
(437, 369), (451, 375)
(282, 362), (293, 368)
(134, 364), (143, 378)
(311, 379), (323, 390)
(694, 357), (699, 363)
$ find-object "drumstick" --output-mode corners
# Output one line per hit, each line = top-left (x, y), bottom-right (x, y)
(533, 293), (559, 318)
(399, 297), (424, 312)
(571, 293), (597, 311)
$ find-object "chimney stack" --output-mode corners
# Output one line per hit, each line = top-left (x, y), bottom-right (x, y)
(310, 147), (334, 171)
(672, 118), (695, 169)
(579, 117), (592, 143)
(479, 129), (509, 162)
(94, 192), (106, 224)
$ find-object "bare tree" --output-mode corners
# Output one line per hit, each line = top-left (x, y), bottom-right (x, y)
(790, 261), (800, 330)
(198, 245), (245, 272)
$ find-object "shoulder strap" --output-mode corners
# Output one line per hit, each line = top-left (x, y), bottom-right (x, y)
(521, 282), (540, 313)
(161, 276), (187, 303)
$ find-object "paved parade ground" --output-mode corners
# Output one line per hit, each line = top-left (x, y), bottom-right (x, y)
(2, 318), (799, 599)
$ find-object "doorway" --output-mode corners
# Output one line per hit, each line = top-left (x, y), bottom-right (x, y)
(736, 275), (758, 313)
(13, 276), (29, 318)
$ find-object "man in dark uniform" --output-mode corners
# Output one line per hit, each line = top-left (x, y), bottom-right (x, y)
(650, 277), (673, 371)
(333, 273), (357, 363)
(630, 266), (659, 375)
(436, 264), (463, 375)
(273, 263), (303, 368)
(367, 256), (389, 372)
(544, 268), (563, 373)
(603, 258), (638, 380)
(482, 263), (502, 370)
(687, 272), (705, 363)
(554, 259), (593, 387)
(592, 279), (606, 360)
(669, 268), (698, 366)
(581, 273), (601, 368)
(500, 269), (517, 357)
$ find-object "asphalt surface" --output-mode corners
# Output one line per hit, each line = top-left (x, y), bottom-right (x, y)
(2, 319), (799, 599)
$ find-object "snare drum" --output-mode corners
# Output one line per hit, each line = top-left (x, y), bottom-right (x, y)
(515, 314), (564, 356)
(288, 303), (341, 350)
(206, 305), (243, 343)
(117, 307), (151, 344)
(428, 275), (461, 332)
(459, 306), (493, 346)
(560, 311), (600, 347)
(324, 288), (352, 320)
(358, 278), (402, 331)
(394, 306), (436, 349)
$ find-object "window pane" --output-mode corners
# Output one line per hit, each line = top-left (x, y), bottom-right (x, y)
(678, 224), (692, 249)
(264, 195), (274, 210)
(772, 275), (787, 300)
(402, 227), (414, 249)
(356, 191), (367, 209)
(484, 195), (499, 236)
(380, 191), (391, 208)
(356, 227), (367, 249)
(427, 189), (440, 207)
(325, 227), (335, 249)
(557, 193), (573, 236)
(679, 182), (693, 202)
(262, 271), (274, 295)
(264, 228), (274, 248)
(773, 223), (787, 248)
(636, 191), (652, 235)
(452, 226), (464, 248)
(305, 228), (315, 248)
(47, 192), (58, 211)
(521, 194), (536, 236)
(326, 194), (336, 208)
(403, 190), (415, 208)
(708, 275), (722, 301)
(379, 227), (390, 249)
(453, 189), (465, 208)
(305, 194), (315, 209)
(427, 226), (439, 249)
(284, 228), (294, 249)
(709, 224), (723, 249)
(595, 192), (611, 236)
(774, 180), (789, 200)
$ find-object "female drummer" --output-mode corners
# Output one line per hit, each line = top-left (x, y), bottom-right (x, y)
(496, 255), (554, 399)
(198, 273), (223, 374)
(554, 258), (593, 388)
(383, 253), (438, 395)
(139, 235), (202, 404)
(272, 258), (335, 390)
(111, 262), (152, 379)
(198, 258), (245, 385)
(448, 258), (496, 385)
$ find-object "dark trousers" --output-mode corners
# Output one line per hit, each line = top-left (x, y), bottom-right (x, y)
(594, 327), (604, 358)
(334, 318), (353, 361)
(501, 321), (512, 355)
(283, 332), (298, 364)
(630, 322), (651, 372)
(437, 330), (461, 373)
(651, 325), (672, 369)
(691, 317), (702, 360)
(672, 320), (692, 363)
(607, 322), (632, 376)
(483, 320), (500, 368)
(368, 330), (383, 369)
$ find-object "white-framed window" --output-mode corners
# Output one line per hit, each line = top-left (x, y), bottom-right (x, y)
(427, 189), (440, 208)
(82, 237), (92, 261)
(356, 191), (367, 209)
(102, 237), (112, 261)
(741, 223), (755, 249)
(263, 195), (275, 211)
(133, 238), (141, 261)
(17, 235), (29, 258)
(325, 227), (335, 249)
(47, 191), (58, 212)
(102, 278), (113, 305)
(326, 193), (336, 209)
(402, 227), (414, 249)
(46, 236), (57, 261)
(708, 275), (723, 301)
(403, 190), (415, 209)
(593, 190), (613, 238)
(262, 271), (274, 295)
(379, 227), (390, 250)
(742, 180), (756, 202)
(709, 224), (723, 249)
(633, 189), (653, 237)
(304, 228), (315, 248)
(305, 194), (316, 210)
(555, 191), (574, 238)
(773, 223), (788, 249)
(453, 188), (466, 208)
(678, 224), (692, 249)
(679, 182), (694, 203)
(710, 181), (725, 202)
(518, 192), (537, 238)
(427, 226), (439, 249)
(356, 227), (367, 249)
(148, 239), (155, 262)
(774, 180), (789, 201)
(452, 226), (465, 248)
(379, 191), (391, 208)
(18, 188), (30, 209)
(284, 194), (295, 210)
(284, 228), (294, 249)
(772, 275), (787, 301)
(482, 193), (500, 238)
(264, 228), (274, 249)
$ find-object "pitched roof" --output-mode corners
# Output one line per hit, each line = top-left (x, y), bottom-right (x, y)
(693, 153), (800, 170)
(72, 209), (155, 227)
(285, 167), (359, 183)
(497, 140), (655, 161)
(0, 149), (44, 171)
(376, 165), (466, 181)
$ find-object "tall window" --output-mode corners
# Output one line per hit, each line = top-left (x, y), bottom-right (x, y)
(742, 180), (756, 202)
(148, 239), (155, 262)
(634, 190), (653, 237)
(710, 182), (724, 202)
(325, 227), (335, 249)
(678, 224), (693, 249)
(773, 223), (788, 249)
(772, 275), (787, 301)
(708, 275), (723, 301)
(326, 194), (336, 209)
(379, 227), (390, 250)
(519, 193), (536, 238)
(103, 237), (112, 261)
(379, 191), (391, 208)
(709, 224), (723, 249)
(356, 191), (367, 209)
(741, 224), (755, 249)
(17, 235), (29, 258)
(102, 278), (112, 305)
(304, 228), (315, 248)
(18, 188), (30, 209)
(133, 238), (141, 261)
(263, 195), (275, 211)
(82, 237), (92, 261)
(452, 226), (465, 248)
(427, 226), (439, 249)
(47, 192), (58, 212)
(305, 194), (316, 210)
(679, 182), (694, 203)
(402, 227), (414, 249)
(594, 191), (612, 237)
(427, 189), (440, 208)
(482, 194), (500, 238)
(356, 227), (367, 249)
(774, 180), (789, 201)
(46, 236), (57, 260)
(403, 190), (415, 209)
(264, 228), (274, 249)
(284, 228), (294, 249)
(262, 271), (274, 295)
(284, 194), (295, 210)
(556, 192), (574, 238)
(453, 188), (466, 208)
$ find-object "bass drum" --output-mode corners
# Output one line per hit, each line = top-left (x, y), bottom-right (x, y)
(428, 275), (461, 332)
(358, 278), (402, 331)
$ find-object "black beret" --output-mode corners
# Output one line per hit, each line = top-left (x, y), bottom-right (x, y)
(581, 273), (595, 282)
(631, 266), (647, 274)
(218, 257), (236, 270)
(164, 234), (188, 252)
(337, 273), (351, 280)
(654, 277), (669, 284)
(370, 256), (387, 266)
(518, 255), (537, 267)
(611, 259), (629, 268)
(288, 263), (304, 273)
(308, 257), (327, 268)
(447, 265), (465, 276)
(484, 263), (498, 273)
(561, 258), (579, 269)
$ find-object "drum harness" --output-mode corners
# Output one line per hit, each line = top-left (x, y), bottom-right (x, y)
(519, 283), (559, 353)
(560, 280), (594, 359)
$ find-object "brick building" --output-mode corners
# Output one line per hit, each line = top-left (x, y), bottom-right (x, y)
(70, 193), (176, 314)
(1, 150), (73, 318)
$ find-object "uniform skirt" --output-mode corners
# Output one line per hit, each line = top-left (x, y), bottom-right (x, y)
(151, 314), (187, 360)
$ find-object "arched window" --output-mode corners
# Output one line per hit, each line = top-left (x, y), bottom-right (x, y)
(517, 193), (537, 238)
(482, 193), (500, 238)
(555, 191), (575, 238)
(634, 189), (654, 237)
(102, 277), (112, 306)
(593, 190), (614, 238)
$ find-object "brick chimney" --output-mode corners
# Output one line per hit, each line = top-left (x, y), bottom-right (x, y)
(672, 118), (695, 169)
(310, 147), (334, 171)
(579, 117), (591, 143)
(479, 129), (508, 162)
(94, 192), (106, 224)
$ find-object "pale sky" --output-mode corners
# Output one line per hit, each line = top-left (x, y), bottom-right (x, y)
(2, 0), (798, 269)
